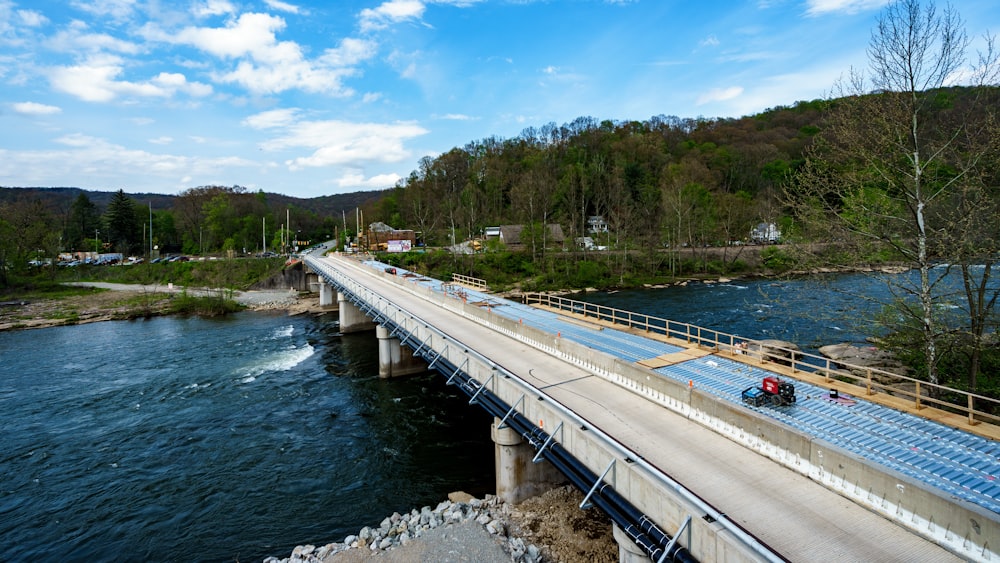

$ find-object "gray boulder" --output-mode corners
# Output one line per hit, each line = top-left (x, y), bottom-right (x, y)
(818, 343), (909, 380)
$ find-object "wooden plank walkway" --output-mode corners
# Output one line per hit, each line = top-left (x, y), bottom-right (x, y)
(546, 305), (1000, 443)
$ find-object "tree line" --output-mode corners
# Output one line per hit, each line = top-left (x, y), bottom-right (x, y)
(0, 185), (347, 286)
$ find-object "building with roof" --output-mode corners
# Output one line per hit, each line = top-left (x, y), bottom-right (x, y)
(498, 224), (566, 250)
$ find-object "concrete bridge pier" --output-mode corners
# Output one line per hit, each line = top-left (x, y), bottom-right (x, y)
(491, 417), (565, 505)
(318, 280), (334, 307)
(337, 291), (377, 333)
(376, 325), (426, 378)
(613, 523), (651, 562)
(306, 272), (320, 294)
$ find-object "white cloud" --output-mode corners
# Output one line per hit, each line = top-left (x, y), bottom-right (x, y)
(805, 0), (888, 16)
(335, 170), (401, 189)
(711, 64), (855, 116)
(148, 136), (173, 145)
(359, 0), (426, 32)
(699, 35), (720, 48)
(152, 72), (214, 97)
(436, 113), (473, 121)
(164, 13), (289, 59)
(144, 14), (372, 95)
(264, 0), (301, 14)
(48, 55), (213, 102)
(258, 119), (428, 170)
(242, 108), (300, 129)
(696, 86), (744, 105)
(131, 117), (155, 125)
(12, 101), (62, 115)
(17, 9), (48, 27)
(0, 2), (45, 45)
(319, 37), (377, 67)
(193, 0), (236, 18)
(399, 61), (418, 80)
(48, 56), (134, 102)
(48, 21), (141, 54)
(0, 133), (259, 187)
(718, 50), (782, 63)
(70, 0), (137, 22)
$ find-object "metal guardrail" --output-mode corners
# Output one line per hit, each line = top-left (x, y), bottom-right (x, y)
(524, 292), (1000, 428)
(305, 255), (784, 562)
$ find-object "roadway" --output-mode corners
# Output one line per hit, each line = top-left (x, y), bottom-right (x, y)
(318, 254), (961, 562)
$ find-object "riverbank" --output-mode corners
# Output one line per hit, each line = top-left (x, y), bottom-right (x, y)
(266, 486), (617, 563)
(0, 282), (324, 332)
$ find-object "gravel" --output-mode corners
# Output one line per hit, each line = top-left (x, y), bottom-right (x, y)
(264, 493), (530, 563)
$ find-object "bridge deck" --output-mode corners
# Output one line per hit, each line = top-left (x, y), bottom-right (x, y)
(321, 255), (962, 562)
(369, 259), (1000, 516)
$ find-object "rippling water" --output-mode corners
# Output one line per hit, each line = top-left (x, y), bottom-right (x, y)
(0, 312), (494, 562)
(575, 271), (903, 355)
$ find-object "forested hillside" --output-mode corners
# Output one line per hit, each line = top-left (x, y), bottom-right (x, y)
(377, 101), (825, 253)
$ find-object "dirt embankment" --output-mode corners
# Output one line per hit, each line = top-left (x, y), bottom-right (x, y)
(0, 287), (170, 331)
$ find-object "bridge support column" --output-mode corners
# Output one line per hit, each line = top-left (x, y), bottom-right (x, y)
(376, 325), (426, 378)
(491, 417), (565, 505)
(306, 272), (320, 294)
(613, 523), (650, 562)
(337, 291), (376, 333)
(318, 280), (334, 307)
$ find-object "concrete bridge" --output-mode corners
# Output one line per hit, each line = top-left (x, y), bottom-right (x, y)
(303, 251), (998, 563)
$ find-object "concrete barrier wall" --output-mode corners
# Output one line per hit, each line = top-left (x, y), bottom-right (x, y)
(323, 269), (763, 561)
(412, 276), (999, 560)
(314, 260), (998, 561)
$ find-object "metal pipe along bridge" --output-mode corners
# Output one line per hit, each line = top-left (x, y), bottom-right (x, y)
(304, 251), (996, 563)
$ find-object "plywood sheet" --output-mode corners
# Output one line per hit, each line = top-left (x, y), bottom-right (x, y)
(637, 348), (711, 368)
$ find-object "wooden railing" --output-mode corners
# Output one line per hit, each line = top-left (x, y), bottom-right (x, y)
(524, 292), (1000, 428)
(451, 273), (488, 291)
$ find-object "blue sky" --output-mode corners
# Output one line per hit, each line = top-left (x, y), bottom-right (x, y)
(1, 0), (996, 199)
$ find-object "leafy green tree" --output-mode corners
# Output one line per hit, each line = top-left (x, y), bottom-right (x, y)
(152, 209), (179, 253)
(0, 197), (59, 286)
(65, 193), (102, 251)
(789, 0), (1000, 389)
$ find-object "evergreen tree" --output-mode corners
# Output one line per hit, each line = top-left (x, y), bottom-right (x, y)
(104, 189), (139, 255)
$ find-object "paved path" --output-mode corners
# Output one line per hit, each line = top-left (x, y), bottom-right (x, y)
(320, 254), (961, 562)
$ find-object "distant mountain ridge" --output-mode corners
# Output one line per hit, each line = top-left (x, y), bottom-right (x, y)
(0, 186), (388, 218)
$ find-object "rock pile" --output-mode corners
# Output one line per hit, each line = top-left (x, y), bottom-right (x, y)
(818, 343), (909, 380)
(747, 339), (801, 366)
(264, 492), (544, 563)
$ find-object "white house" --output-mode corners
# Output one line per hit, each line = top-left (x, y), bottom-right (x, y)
(750, 222), (781, 244)
(587, 216), (608, 233)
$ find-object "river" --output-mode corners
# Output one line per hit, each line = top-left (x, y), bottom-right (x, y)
(0, 312), (494, 562)
(574, 271), (908, 356)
